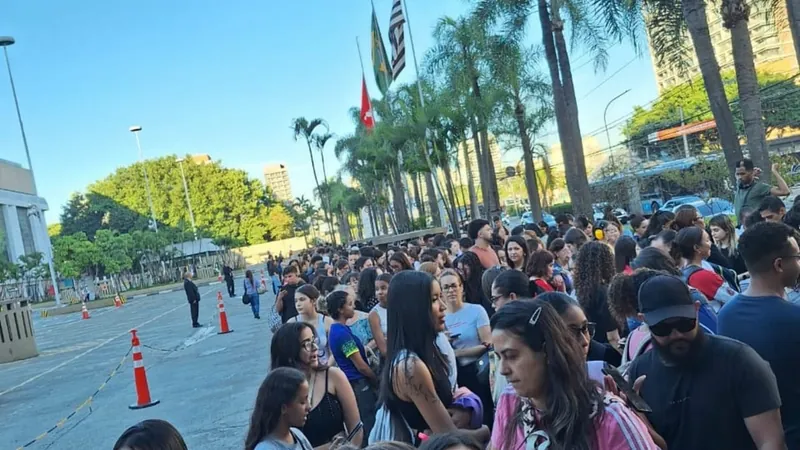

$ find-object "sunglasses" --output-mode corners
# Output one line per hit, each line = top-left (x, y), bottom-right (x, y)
(570, 322), (596, 340)
(649, 318), (697, 337)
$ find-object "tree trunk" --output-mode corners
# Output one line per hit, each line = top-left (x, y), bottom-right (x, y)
(683, 0), (744, 179)
(470, 120), (490, 217)
(338, 209), (351, 244)
(464, 132), (482, 220)
(424, 171), (441, 227)
(389, 163), (410, 232)
(442, 160), (461, 233)
(538, 0), (584, 217)
(515, 98), (544, 221)
(479, 128), (502, 217)
(787, 0), (800, 70)
(368, 202), (377, 237)
(552, 11), (592, 219)
(306, 144), (336, 245)
(412, 173), (423, 224)
(723, 0), (771, 181)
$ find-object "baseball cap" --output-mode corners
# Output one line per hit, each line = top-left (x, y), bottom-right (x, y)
(638, 274), (696, 325)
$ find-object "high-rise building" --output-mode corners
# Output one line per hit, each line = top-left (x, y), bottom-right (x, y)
(648, 6), (798, 93)
(456, 134), (504, 188)
(263, 163), (293, 202)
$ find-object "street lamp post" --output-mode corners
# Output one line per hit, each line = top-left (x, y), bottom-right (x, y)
(129, 126), (158, 232)
(603, 89), (632, 168)
(176, 158), (197, 240)
(0, 36), (36, 194)
(0, 36), (61, 306)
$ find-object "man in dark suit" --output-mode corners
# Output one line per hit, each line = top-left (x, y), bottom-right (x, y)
(183, 271), (201, 328)
(222, 264), (235, 297)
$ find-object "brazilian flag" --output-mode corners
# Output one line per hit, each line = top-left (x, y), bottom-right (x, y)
(371, 7), (393, 95)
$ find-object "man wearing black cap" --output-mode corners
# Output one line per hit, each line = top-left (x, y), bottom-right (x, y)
(627, 274), (786, 450)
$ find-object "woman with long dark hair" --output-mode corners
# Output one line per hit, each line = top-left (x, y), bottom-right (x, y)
(244, 367), (313, 450)
(548, 237), (574, 295)
(504, 235), (529, 272)
(490, 300), (658, 450)
(709, 214), (746, 274)
(369, 272), (393, 356)
(287, 285), (333, 366)
(455, 251), (490, 315)
(357, 267), (380, 312)
(244, 270), (261, 319)
(574, 242), (620, 349)
(671, 204), (732, 269)
(389, 251), (414, 273)
(270, 323), (363, 447)
(439, 269), (494, 427)
(527, 250), (560, 295)
(113, 420), (188, 450)
(327, 289), (378, 438)
(614, 236), (637, 274)
(673, 226), (737, 311)
(372, 271), (489, 444)
(642, 209), (675, 241)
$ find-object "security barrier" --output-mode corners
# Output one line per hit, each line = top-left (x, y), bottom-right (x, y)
(0, 298), (38, 363)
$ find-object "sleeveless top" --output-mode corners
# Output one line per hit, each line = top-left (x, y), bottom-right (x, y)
(372, 304), (388, 335)
(386, 350), (454, 432)
(301, 368), (345, 447)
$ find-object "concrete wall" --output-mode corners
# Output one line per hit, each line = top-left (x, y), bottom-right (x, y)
(233, 237), (309, 264)
(0, 160), (35, 195)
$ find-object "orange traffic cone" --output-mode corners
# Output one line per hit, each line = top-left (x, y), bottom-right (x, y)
(81, 303), (90, 320)
(128, 329), (160, 409)
(114, 295), (122, 308)
(217, 291), (233, 334)
(218, 273), (223, 283)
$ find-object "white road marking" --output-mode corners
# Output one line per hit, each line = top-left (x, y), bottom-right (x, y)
(0, 288), (215, 398)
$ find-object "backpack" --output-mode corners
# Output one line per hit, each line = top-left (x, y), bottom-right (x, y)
(681, 264), (737, 312)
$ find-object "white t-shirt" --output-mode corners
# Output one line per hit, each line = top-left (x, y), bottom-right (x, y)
(445, 303), (491, 365)
(372, 304), (388, 335)
(435, 332), (458, 392)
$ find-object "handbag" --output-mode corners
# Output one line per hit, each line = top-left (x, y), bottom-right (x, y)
(242, 281), (251, 305)
(460, 351), (491, 386)
(267, 303), (283, 332)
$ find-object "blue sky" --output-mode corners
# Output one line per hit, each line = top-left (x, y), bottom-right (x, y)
(0, 1), (658, 222)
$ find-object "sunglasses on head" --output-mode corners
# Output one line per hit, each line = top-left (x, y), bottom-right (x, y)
(649, 318), (697, 337)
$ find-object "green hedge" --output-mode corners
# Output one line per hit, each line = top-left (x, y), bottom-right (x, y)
(548, 203), (573, 216)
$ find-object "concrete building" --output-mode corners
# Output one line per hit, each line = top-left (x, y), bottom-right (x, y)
(0, 159), (53, 265)
(649, 6), (798, 93)
(263, 163), (293, 202)
(190, 154), (212, 165)
(456, 134), (504, 188)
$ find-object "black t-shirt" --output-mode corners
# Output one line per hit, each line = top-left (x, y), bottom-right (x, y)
(279, 282), (303, 323)
(582, 286), (617, 344)
(628, 333), (781, 450)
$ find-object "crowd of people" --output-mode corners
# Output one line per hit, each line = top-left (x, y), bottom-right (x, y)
(122, 158), (799, 449)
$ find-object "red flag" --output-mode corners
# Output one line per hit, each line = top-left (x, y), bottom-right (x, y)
(360, 76), (375, 130)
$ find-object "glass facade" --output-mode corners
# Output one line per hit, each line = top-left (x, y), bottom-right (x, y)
(16, 207), (35, 255)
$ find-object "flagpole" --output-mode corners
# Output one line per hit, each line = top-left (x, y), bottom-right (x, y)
(399, 0), (454, 230)
(356, 37), (367, 78)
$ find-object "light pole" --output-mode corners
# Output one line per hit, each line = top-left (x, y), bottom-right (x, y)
(129, 126), (158, 232)
(176, 158), (197, 240)
(0, 36), (36, 194)
(603, 89), (632, 168)
(0, 37), (60, 306)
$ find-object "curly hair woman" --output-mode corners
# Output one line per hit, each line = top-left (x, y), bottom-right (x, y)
(574, 241), (620, 349)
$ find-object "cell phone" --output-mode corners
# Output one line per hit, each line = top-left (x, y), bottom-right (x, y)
(448, 333), (461, 340)
(602, 365), (652, 413)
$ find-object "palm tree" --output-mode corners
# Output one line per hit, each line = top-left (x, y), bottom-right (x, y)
(484, 32), (553, 221)
(719, 0), (770, 179)
(644, 0), (744, 177)
(478, 0), (642, 217)
(291, 117), (337, 244)
(427, 15), (502, 218)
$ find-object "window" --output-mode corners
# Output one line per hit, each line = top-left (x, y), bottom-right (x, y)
(16, 207), (35, 255)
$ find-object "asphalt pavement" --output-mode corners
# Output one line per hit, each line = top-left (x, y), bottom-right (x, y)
(2, 281), (276, 449)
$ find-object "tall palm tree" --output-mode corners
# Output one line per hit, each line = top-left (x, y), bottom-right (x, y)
(427, 15), (502, 218)
(644, 0), (744, 177)
(291, 117), (337, 244)
(485, 33), (553, 221)
(478, 0), (640, 217)
(720, 0), (770, 179)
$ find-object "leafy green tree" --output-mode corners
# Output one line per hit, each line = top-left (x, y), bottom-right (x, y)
(61, 156), (291, 245)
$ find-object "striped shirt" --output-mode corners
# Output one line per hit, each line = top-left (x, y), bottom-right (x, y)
(491, 389), (658, 450)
